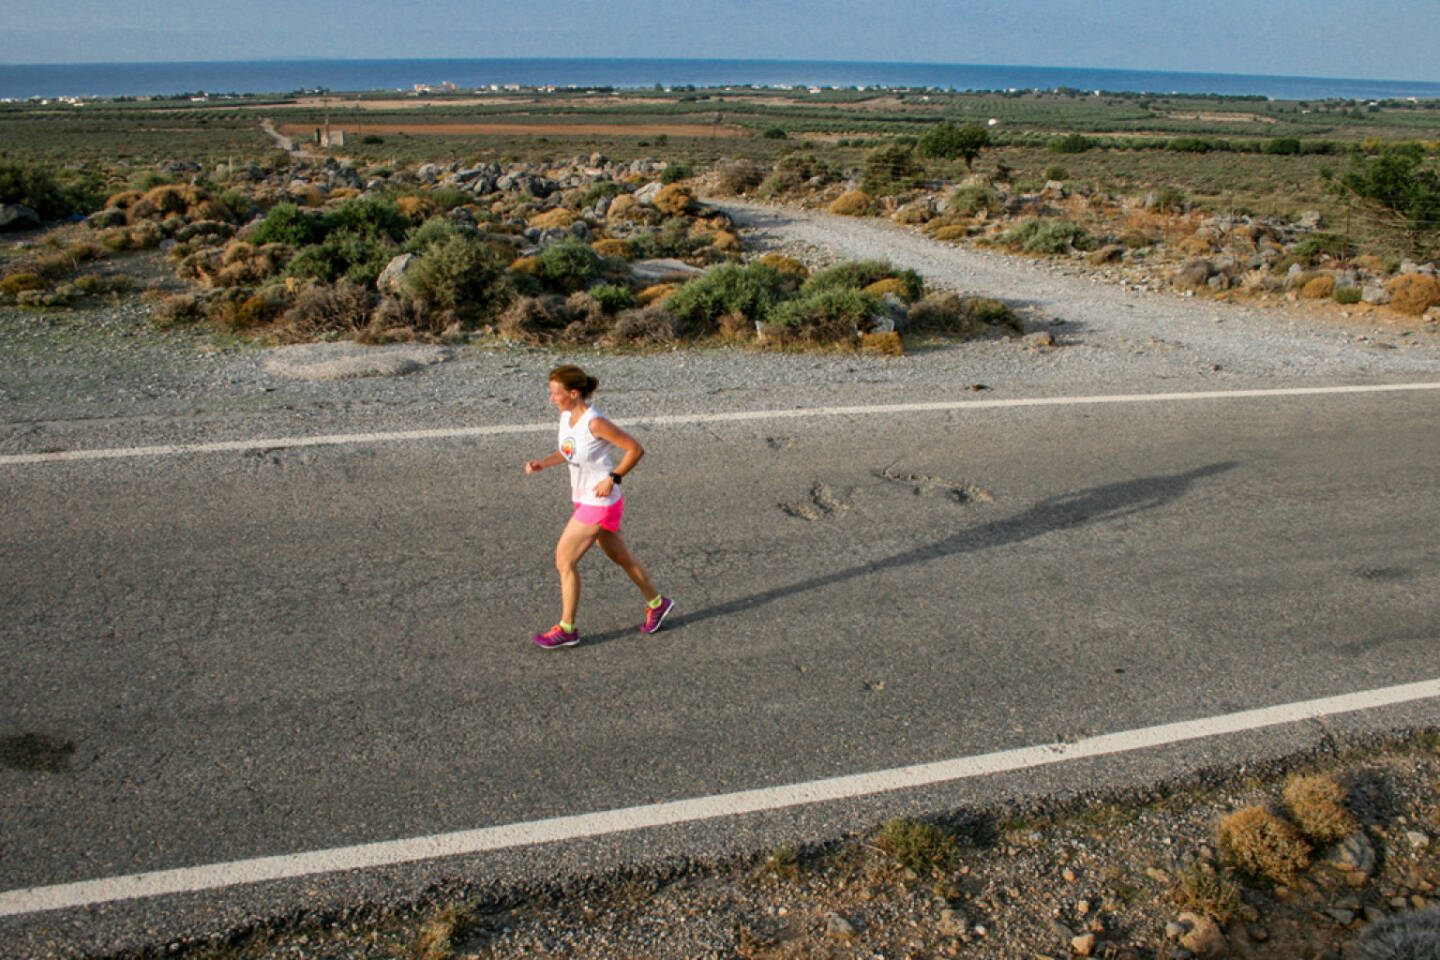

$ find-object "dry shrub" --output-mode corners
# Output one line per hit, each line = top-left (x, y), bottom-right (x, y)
(907, 292), (1018, 336)
(712, 229), (741, 253)
(129, 220), (164, 249)
(396, 195), (437, 221)
(0, 272), (45, 294)
(326, 187), (362, 201)
(141, 184), (199, 217)
(494, 295), (568, 340)
(530, 207), (575, 230)
(712, 159), (764, 195)
(150, 293), (203, 328)
(931, 224), (970, 242)
(653, 184), (694, 216)
(637, 283), (677, 306)
(863, 277), (914, 302)
(1283, 775), (1358, 843)
(279, 279), (376, 340)
(1216, 806), (1311, 883)
(757, 254), (807, 280)
(563, 291), (606, 329)
(1169, 864), (1242, 923)
(1386, 273), (1440, 315)
(187, 197), (234, 222)
(861, 331), (903, 355)
(209, 292), (280, 332)
(717, 308), (754, 341)
(1177, 234), (1214, 256)
(296, 185), (328, 207)
(891, 202), (934, 225)
(508, 255), (541, 278)
(222, 240), (256, 266)
(829, 190), (874, 216)
(607, 304), (677, 345)
(606, 195), (639, 221)
(1301, 275), (1336, 299)
(591, 238), (632, 259)
(104, 189), (142, 210)
(363, 295), (447, 342)
(1353, 254), (1387, 274)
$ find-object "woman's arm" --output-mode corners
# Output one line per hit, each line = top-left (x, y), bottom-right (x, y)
(524, 450), (567, 474)
(589, 417), (644, 497)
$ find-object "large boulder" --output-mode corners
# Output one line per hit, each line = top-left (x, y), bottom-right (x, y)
(0, 203), (41, 231)
(1171, 258), (1214, 290)
(376, 253), (419, 296)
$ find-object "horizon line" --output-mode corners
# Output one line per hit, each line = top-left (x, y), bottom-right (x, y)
(3, 56), (1438, 89)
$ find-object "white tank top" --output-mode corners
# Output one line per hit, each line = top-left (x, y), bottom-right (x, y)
(559, 405), (621, 506)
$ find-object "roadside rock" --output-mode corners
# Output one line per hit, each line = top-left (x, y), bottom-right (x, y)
(1177, 911), (1229, 959)
(376, 253), (419, 296)
(1324, 832), (1377, 877)
(0, 203), (41, 230)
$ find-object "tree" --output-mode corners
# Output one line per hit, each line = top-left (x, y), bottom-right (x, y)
(1328, 143), (1440, 255)
(916, 121), (990, 171)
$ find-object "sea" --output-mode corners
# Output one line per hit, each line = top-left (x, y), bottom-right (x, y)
(5, 58), (1440, 103)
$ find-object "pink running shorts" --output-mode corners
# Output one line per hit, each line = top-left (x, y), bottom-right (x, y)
(572, 499), (624, 531)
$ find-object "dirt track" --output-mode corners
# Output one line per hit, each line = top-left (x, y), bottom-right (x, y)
(275, 121), (749, 139)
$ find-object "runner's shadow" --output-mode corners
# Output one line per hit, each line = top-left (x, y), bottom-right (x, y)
(666, 461), (1239, 632)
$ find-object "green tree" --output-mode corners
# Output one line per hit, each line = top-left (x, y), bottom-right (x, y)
(917, 121), (990, 171)
(1328, 144), (1440, 255)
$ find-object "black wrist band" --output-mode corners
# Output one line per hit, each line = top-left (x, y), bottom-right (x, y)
(609, 471), (622, 484)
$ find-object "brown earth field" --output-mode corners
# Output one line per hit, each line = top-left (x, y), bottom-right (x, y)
(275, 121), (752, 138)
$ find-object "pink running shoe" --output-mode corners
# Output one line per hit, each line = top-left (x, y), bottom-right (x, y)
(641, 597), (675, 635)
(533, 624), (579, 648)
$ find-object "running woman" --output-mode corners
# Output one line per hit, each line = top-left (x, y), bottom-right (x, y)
(524, 365), (673, 648)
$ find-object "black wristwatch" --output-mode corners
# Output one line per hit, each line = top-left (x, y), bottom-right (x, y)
(608, 471), (623, 484)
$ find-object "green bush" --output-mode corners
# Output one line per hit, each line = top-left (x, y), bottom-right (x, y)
(948, 183), (1000, 216)
(588, 282), (637, 313)
(1050, 133), (1095, 154)
(535, 239), (605, 293)
(402, 216), (480, 254)
(251, 203), (322, 246)
(1334, 285), (1363, 304)
(861, 142), (924, 196)
(762, 126), (788, 140)
(1262, 137), (1302, 156)
(800, 259), (901, 297)
(628, 217), (702, 259)
(402, 233), (511, 318)
(665, 262), (790, 335)
(1001, 218), (1094, 254)
(659, 164), (693, 185)
(1044, 164), (1069, 181)
(757, 152), (831, 198)
(765, 287), (880, 343)
(1292, 232), (1353, 262)
(581, 181), (627, 207)
(0, 161), (94, 219)
(322, 197), (409, 245)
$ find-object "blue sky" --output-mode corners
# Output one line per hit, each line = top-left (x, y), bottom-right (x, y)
(3, 0), (1438, 83)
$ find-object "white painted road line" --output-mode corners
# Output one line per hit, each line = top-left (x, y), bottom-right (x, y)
(2, 381), (1438, 467)
(4, 676), (1438, 918)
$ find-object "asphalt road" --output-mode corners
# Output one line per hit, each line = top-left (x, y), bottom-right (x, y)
(3, 386), (1439, 954)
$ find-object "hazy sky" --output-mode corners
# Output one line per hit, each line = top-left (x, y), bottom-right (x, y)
(4, 0), (1438, 83)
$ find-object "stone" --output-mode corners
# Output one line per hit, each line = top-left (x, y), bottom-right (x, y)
(1071, 932), (1096, 955)
(1166, 921), (1188, 940)
(415, 163), (443, 183)
(1324, 908), (1356, 925)
(1088, 244), (1125, 265)
(87, 208), (127, 229)
(1325, 832), (1377, 877)
(1177, 912), (1228, 959)
(376, 253), (418, 296)
(825, 912), (856, 938)
(1173, 258), (1214, 290)
(633, 181), (664, 205)
(568, 220), (591, 241)
(0, 203), (41, 230)
(1298, 210), (1324, 230)
(1362, 283), (1391, 305)
(1400, 259), (1436, 276)
(1406, 830), (1431, 849)
(937, 908), (968, 936)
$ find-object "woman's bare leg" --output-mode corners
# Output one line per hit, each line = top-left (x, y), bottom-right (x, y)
(555, 518), (601, 625)
(596, 528), (659, 600)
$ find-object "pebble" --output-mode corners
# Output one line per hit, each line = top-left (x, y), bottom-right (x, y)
(825, 913), (856, 938)
(1070, 931), (1096, 955)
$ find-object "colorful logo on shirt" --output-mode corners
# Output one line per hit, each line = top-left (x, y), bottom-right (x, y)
(561, 437), (575, 460)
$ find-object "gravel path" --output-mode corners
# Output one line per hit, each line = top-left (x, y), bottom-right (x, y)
(3, 206), (1440, 462)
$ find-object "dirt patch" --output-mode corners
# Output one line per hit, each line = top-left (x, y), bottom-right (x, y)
(275, 122), (751, 139)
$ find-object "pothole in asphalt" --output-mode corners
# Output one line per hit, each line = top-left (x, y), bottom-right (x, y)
(877, 464), (994, 505)
(780, 482), (851, 520)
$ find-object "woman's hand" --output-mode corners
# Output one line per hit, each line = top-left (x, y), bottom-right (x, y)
(593, 476), (615, 498)
(525, 460), (545, 475)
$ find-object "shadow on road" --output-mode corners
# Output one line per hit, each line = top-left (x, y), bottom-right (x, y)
(660, 460), (1239, 637)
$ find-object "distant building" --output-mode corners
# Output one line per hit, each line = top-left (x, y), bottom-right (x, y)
(412, 81), (457, 94)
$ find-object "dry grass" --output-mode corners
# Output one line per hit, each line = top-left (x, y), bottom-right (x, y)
(1216, 806), (1311, 883)
(1283, 774), (1359, 843)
